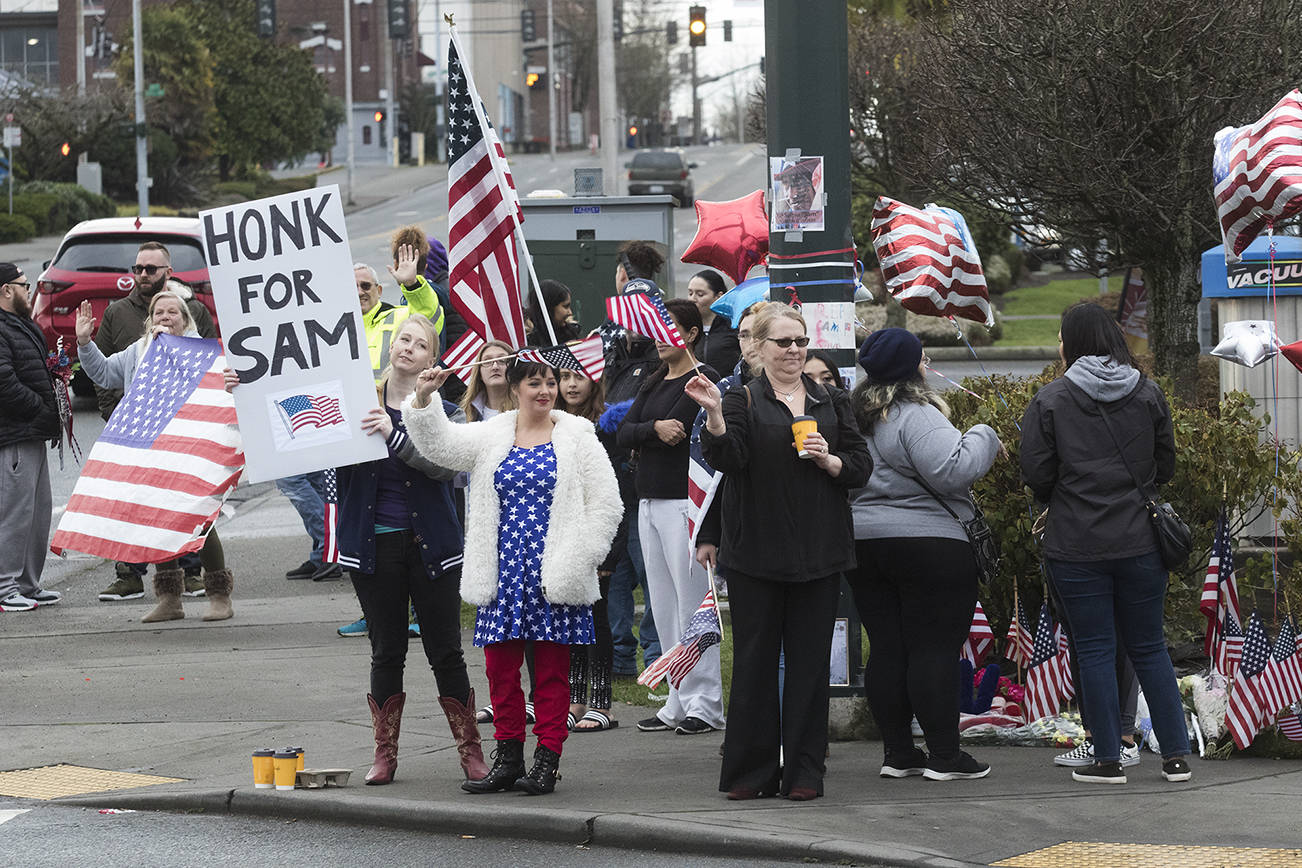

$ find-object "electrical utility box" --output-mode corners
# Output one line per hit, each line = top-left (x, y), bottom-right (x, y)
(516, 195), (676, 335)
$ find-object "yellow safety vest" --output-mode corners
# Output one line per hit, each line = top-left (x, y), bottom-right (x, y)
(362, 276), (446, 383)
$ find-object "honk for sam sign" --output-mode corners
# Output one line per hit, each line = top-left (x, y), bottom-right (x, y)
(201, 185), (385, 483)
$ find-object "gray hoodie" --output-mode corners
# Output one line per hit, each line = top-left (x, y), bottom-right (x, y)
(1064, 354), (1141, 402)
(850, 400), (1001, 541)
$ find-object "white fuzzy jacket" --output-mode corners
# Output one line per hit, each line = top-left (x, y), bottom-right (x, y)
(402, 395), (623, 607)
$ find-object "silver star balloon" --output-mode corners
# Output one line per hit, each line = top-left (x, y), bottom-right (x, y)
(1211, 320), (1279, 368)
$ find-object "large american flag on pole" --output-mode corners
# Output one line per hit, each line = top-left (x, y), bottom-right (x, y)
(870, 197), (994, 327)
(1214, 89), (1302, 263)
(637, 589), (722, 689)
(50, 335), (243, 563)
(440, 328), (488, 384)
(446, 34), (527, 349)
(1201, 509), (1242, 657)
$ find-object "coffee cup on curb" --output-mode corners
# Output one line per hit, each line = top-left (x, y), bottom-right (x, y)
(252, 749), (275, 789)
(273, 750), (298, 791)
(791, 416), (818, 458)
(287, 746), (305, 772)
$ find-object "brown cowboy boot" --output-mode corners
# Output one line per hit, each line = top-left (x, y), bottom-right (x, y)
(141, 568), (185, 623)
(365, 692), (406, 784)
(438, 688), (490, 780)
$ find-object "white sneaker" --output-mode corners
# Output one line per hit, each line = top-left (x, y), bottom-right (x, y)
(1054, 738), (1094, 767)
(1120, 741), (1141, 768)
(28, 589), (61, 605)
(0, 593), (39, 612)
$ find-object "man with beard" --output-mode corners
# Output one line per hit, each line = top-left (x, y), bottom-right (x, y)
(0, 263), (62, 611)
(94, 241), (216, 603)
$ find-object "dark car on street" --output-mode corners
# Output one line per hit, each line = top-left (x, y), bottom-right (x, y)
(31, 217), (219, 395)
(626, 149), (697, 206)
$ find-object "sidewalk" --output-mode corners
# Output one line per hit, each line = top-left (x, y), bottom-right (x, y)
(5, 523), (1302, 867)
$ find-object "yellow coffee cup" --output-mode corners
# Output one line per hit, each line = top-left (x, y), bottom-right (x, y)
(273, 750), (298, 791)
(791, 415), (818, 458)
(252, 749), (275, 789)
(288, 746), (305, 772)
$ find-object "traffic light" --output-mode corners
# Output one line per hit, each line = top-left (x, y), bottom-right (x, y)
(628, 125), (638, 136)
(387, 0), (409, 39)
(60, 142), (71, 157)
(526, 71), (541, 88)
(375, 110), (386, 143)
(521, 9), (536, 41)
(255, 0), (275, 39)
(666, 20), (677, 44)
(614, 4), (623, 43)
(723, 19), (732, 41)
(374, 110), (385, 123)
(689, 6), (706, 47)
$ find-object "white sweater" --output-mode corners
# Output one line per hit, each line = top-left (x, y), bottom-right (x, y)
(402, 395), (623, 607)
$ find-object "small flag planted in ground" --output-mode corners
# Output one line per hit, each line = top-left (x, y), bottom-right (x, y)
(961, 601), (995, 666)
(1202, 510), (1243, 658)
(1004, 598), (1034, 667)
(1278, 707), (1302, 741)
(1024, 604), (1070, 723)
(1225, 611), (1273, 749)
(638, 589), (722, 689)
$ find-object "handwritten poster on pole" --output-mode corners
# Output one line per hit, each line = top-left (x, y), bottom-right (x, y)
(200, 185), (386, 483)
(805, 301), (857, 350)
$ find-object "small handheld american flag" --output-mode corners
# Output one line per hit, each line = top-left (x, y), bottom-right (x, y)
(637, 589), (722, 689)
(514, 335), (606, 381)
(606, 286), (686, 348)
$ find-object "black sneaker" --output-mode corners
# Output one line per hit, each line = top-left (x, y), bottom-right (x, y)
(923, 751), (991, 781)
(311, 562), (344, 582)
(675, 716), (714, 735)
(637, 716), (671, 732)
(881, 746), (928, 778)
(1162, 757), (1192, 782)
(286, 560), (317, 580)
(1072, 761), (1127, 784)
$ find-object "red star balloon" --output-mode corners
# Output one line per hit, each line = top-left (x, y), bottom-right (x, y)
(680, 190), (769, 286)
(1281, 338), (1302, 373)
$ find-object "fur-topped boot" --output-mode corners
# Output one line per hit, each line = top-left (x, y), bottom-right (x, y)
(201, 569), (234, 621)
(141, 568), (185, 623)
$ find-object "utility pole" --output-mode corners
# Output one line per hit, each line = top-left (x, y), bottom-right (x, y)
(691, 45), (700, 146)
(433, 1), (443, 162)
(75, 2), (86, 97)
(546, 0), (557, 159)
(382, 2), (397, 167)
(344, 0), (355, 204)
(596, 0), (618, 194)
(132, 0), (148, 216)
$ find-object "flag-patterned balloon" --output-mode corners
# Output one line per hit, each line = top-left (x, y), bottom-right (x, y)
(1214, 89), (1302, 263)
(871, 197), (993, 327)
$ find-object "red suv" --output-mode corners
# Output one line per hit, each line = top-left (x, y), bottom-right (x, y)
(32, 217), (219, 395)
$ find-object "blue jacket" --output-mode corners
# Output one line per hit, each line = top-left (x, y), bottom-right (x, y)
(335, 396), (466, 577)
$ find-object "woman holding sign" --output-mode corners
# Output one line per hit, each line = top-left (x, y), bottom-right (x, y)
(76, 291), (235, 623)
(405, 358), (622, 795)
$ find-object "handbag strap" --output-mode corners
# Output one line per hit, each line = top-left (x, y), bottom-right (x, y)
(1093, 399), (1157, 508)
(905, 466), (976, 526)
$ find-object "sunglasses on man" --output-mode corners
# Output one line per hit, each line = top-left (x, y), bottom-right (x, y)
(131, 264), (167, 276)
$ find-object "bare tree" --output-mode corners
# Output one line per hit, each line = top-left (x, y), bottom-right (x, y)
(891, 0), (1302, 393)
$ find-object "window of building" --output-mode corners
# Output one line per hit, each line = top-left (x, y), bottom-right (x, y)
(362, 125), (372, 145)
(0, 24), (58, 86)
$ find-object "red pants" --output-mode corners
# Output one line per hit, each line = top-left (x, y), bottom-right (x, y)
(483, 640), (571, 754)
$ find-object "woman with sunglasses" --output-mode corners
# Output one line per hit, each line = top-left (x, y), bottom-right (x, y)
(686, 304), (871, 801)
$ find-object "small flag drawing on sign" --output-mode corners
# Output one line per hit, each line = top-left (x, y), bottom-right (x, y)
(277, 394), (344, 433)
(268, 382), (350, 452)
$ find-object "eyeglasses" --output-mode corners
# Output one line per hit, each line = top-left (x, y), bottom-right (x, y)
(356, 281), (376, 291)
(131, 264), (166, 276)
(766, 336), (811, 348)
(6, 280), (30, 290)
(482, 359), (509, 368)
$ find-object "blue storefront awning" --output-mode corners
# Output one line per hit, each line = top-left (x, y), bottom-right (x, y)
(1202, 235), (1302, 298)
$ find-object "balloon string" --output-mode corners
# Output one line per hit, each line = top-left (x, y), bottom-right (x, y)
(947, 315), (1019, 430)
(1269, 222), (1280, 615)
(926, 364), (983, 398)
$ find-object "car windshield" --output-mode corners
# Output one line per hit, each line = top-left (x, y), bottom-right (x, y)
(52, 235), (208, 273)
(632, 152), (684, 170)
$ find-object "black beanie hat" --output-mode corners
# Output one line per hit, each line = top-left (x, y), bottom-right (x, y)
(857, 327), (924, 384)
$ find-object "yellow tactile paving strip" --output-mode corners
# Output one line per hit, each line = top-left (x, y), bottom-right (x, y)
(0, 764), (183, 800)
(994, 842), (1302, 867)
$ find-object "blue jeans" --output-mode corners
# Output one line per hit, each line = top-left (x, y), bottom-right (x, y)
(1048, 552), (1190, 762)
(609, 515), (660, 674)
(276, 471), (327, 562)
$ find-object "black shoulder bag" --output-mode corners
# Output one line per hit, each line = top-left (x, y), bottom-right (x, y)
(1095, 401), (1192, 570)
(910, 473), (1002, 585)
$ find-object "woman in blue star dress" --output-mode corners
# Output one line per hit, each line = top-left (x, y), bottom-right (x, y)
(405, 356), (622, 796)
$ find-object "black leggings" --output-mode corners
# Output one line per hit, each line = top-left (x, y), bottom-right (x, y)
(846, 537), (978, 761)
(569, 574), (613, 708)
(349, 530), (470, 706)
(157, 530), (225, 572)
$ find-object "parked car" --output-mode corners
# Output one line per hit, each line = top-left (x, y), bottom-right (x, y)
(626, 149), (697, 206)
(31, 217), (218, 396)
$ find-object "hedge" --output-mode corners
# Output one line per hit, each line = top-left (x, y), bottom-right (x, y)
(0, 213), (37, 242)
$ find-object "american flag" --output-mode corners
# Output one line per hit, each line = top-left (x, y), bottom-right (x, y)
(1004, 597), (1034, 667)
(606, 285), (686, 348)
(1024, 603), (1070, 723)
(1054, 623), (1075, 702)
(276, 394), (344, 433)
(1217, 610), (1245, 679)
(1201, 510), (1243, 657)
(961, 601), (995, 666)
(440, 328), (488, 384)
(1263, 617), (1302, 713)
(1225, 610), (1274, 749)
(50, 335), (243, 564)
(515, 335), (607, 381)
(1214, 89), (1302, 263)
(1278, 706), (1302, 741)
(322, 468), (340, 565)
(870, 197), (994, 327)
(637, 589), (722, 689)
(446, 35), (527, 349)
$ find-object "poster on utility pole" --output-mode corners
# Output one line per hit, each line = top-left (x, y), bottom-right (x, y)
(200, 185), (386, 483)
(770, 156), (825, 232)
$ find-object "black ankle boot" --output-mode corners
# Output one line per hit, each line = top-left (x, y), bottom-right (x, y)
(515, 745), (561, 795)
(461, 739), (525, 794)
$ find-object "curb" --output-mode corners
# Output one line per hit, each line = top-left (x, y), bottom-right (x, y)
(925, 345), (1058, 362)
(55, 787), (984, 867)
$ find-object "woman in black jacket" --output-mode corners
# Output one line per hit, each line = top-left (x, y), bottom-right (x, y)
(688, 304), (872, 801)
(1020, 303), (1191, 785)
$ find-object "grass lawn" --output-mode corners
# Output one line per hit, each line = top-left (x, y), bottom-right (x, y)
(998, 317), (1065, 346)
(999, 274), (1122, 316)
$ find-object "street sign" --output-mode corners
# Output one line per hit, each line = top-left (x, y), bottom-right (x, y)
(145, 83), (164, 98)
(3, 126), (20, 148)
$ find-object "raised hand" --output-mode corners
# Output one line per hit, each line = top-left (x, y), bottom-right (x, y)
(684, 372), (721, 411)
(413, 365), (453, 408)
(388, 243), (420, 287)
(75, 300), (97, 346)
